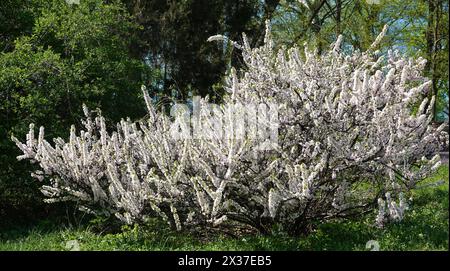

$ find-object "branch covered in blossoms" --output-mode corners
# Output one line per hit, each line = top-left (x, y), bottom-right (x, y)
(12, 21), (447, 235)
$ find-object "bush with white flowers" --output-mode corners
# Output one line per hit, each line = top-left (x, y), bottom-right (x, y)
(13, 22), (447, 235)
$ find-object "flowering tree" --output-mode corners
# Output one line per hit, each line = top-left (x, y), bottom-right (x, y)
(13, 22), (447, 235)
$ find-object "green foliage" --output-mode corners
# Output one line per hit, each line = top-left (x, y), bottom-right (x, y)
(0, 0), (152, 225)
(29, 0), (151, 121)
(0, 0), (39, 52)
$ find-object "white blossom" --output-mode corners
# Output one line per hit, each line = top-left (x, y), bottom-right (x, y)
(12, 21), (447, 234)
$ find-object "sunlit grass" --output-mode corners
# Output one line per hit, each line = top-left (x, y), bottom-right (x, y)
(0, 166), (448, 251)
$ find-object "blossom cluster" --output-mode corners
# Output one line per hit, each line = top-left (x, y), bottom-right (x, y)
(13, 22), (447, 234)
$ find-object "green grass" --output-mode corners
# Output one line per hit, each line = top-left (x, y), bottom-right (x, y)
(0, 166), (448, 251)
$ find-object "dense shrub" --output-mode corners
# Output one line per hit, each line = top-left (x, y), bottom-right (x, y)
(13, 23), (447, 235)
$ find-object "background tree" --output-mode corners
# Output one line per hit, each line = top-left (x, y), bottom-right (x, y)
(122, 0), (282, 102)
(0, 0), (38, 52)
(0, 0), (151, 226)
(271, 0), (448, 121)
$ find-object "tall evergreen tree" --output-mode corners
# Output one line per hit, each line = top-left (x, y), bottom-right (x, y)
(123, 0), (281, 102)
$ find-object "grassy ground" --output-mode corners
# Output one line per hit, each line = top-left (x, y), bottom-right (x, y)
(0, 166), (448, 251)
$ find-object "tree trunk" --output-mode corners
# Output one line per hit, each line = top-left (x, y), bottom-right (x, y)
(336, 0), (342, 36)
(426, 0), (440, 121)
